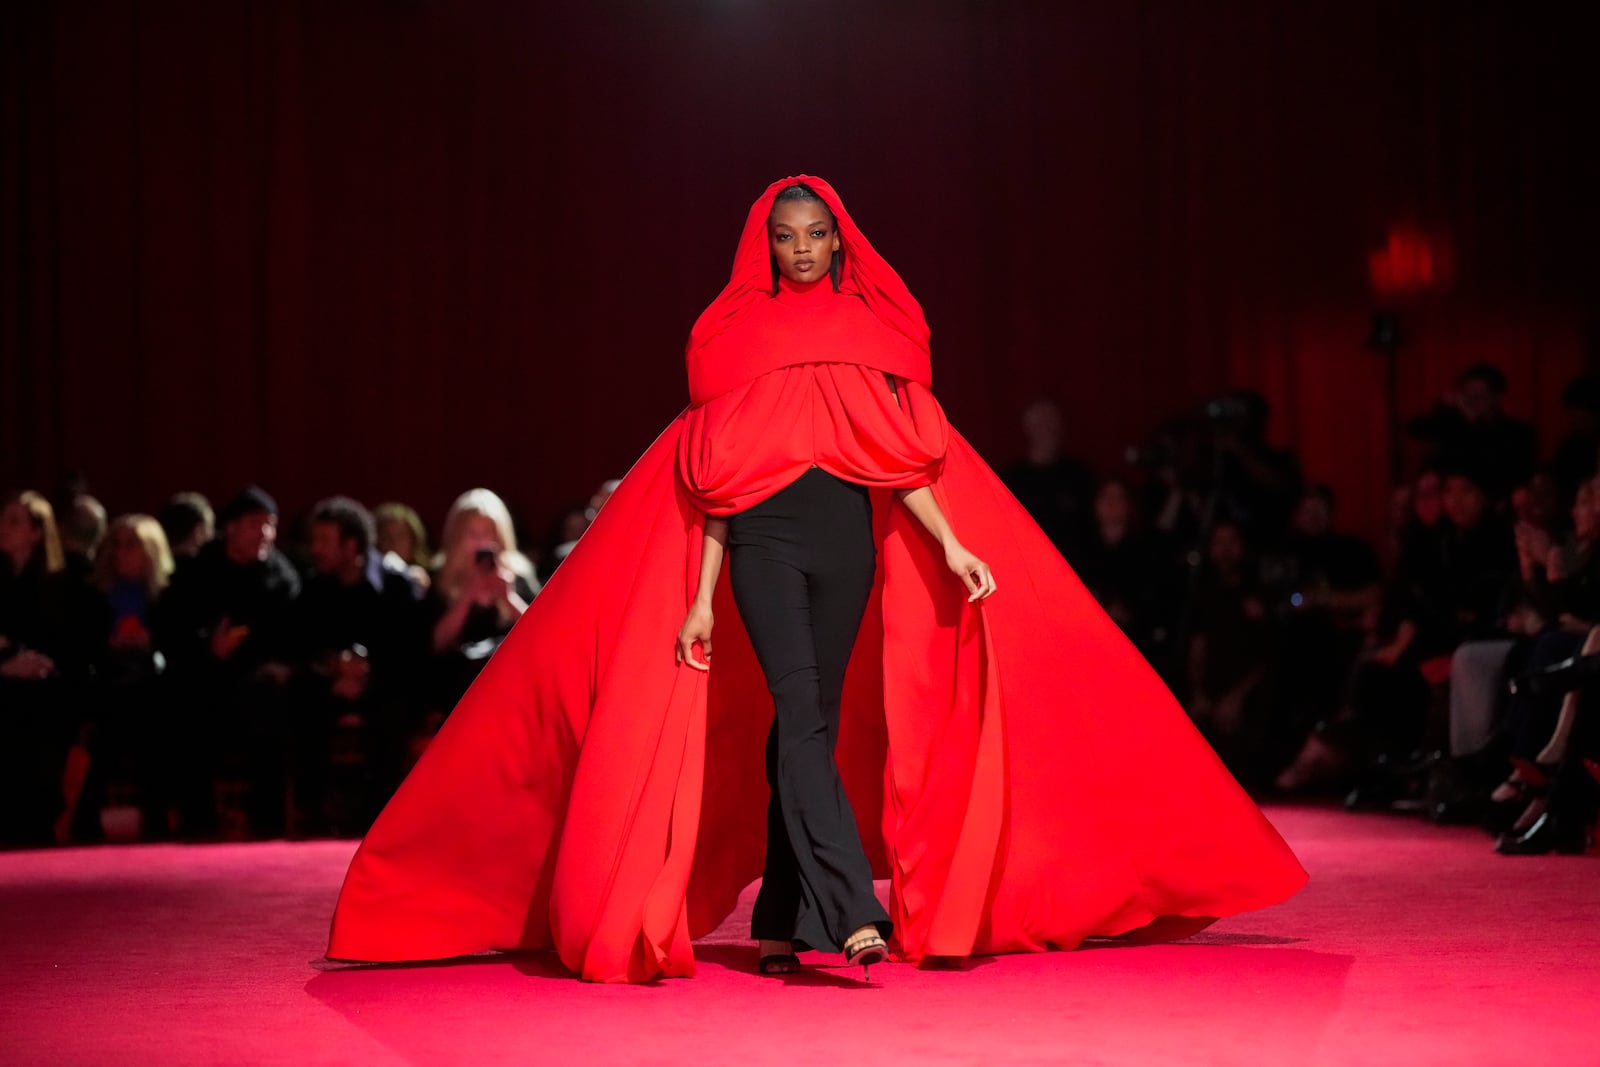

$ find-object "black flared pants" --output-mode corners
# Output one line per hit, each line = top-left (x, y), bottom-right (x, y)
(727, 468), (892, 952)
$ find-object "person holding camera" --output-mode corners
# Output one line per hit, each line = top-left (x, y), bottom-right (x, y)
(425, 489), (538, 712)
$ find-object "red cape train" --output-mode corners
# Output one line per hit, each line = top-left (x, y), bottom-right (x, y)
(326, 176), (1307, 983)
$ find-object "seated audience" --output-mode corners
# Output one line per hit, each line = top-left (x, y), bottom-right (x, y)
(1278, 466), (1514, 798)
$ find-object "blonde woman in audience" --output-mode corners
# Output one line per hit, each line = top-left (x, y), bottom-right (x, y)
(76, 514), (177, 840)
(0, 491), (94, 845)
(427, 490), (539, 708)
(94, 514), (176, 649)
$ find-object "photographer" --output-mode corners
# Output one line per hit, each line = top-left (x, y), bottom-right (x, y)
(1204, 390), (1302, 548)
(426, 489), (539, 713)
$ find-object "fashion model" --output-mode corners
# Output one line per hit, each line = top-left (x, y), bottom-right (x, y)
(327, 176), (1306, 983)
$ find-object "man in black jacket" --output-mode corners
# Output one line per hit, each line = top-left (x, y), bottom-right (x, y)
(289, 496), (427, 835)
(157, 486), (299, 837)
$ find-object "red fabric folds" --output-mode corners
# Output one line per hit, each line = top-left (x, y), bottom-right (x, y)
(326, 177), (1307, 983)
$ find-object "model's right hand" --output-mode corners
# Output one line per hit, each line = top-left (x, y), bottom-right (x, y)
(676, 602), (714, 671)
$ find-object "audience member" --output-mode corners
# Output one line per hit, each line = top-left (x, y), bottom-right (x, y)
(1260, 485), (1382, 776)
(374, 501), (433, 593)
(427, 488), (539, 712)
(0, 492), (101, 846)
(1074, 478), (1180, 667)
(157, 492), (215, 563)
(72, 515), (175, 841)
(60, 493), (108, 582)
(1407, 363), (1537, 502)
(1205, 390), (1302, 547)
(289, 497), (428, 835)
(156, 486), (300, 837)
(1000, 399), (1096, 558)
(539, 478), (622, 582)
(1548, 374), (1600, 497)
(1185, 520), (1274, 774)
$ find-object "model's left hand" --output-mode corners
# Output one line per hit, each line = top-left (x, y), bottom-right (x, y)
(945, 543), (997, 602)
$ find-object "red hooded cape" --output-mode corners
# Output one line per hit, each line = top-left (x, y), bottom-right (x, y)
(326, 175), (1306, 983)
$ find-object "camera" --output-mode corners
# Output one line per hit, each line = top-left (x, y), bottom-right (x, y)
(474, 546), (498, 570)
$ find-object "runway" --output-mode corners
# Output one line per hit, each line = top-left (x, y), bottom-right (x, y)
(1, 805), (1594, 1066)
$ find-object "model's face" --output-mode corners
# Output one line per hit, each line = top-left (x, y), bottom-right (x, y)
(768, 199), (839, 284)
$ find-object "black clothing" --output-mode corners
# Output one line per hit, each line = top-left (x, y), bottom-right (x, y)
(157, 539), (301, 678)
(426, 570), (540, 711)
(999, 456), (1096, 558)
(727, 468), (890, 952)
(1550, 430), (1600, 497)
(1275, 532), (1382, 596)
(290, 552), (428, 832)
(1189, 569), (1274, 701)
(1074, 528), (1180, 661)
(1385, 517), (1515, 656)
(0, 559), (103, 846)
(1214, 441), (1302, 546)
(154, 539), (300, 837)
(295, 551), (428, 677)
(1407, 405), (1537, 501)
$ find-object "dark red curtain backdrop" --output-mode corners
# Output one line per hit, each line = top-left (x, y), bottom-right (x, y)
(4, 2), (1595, 543)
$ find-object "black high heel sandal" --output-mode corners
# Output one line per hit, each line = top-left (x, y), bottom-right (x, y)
(842, 929), (888, 979)
(758, 952), (801, 976)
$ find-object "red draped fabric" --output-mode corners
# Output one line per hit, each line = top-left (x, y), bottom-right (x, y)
(326, 177), (1305, 982)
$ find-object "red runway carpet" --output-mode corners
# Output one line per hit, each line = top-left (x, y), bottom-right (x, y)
(1, 805), (1595, 1066)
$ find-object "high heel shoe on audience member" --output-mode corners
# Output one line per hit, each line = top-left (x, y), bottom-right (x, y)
(1494, 811), (1592, 856)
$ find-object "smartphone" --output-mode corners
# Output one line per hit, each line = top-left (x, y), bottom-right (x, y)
(474, 546), (497, 570)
